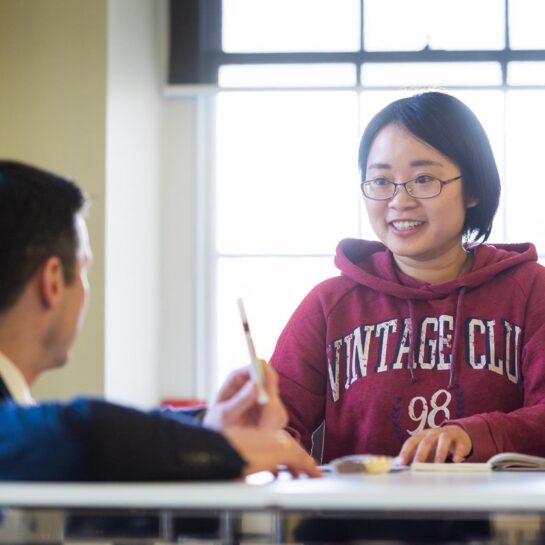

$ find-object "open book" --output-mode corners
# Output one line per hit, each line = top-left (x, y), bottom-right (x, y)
(326, 452), (545, 474)
(411, 452), (545, 472)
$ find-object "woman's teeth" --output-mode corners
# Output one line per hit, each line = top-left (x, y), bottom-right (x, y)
(392, 220), (423, 231)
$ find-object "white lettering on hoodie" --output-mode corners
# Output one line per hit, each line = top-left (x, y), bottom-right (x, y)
(327, 314), (521, 398)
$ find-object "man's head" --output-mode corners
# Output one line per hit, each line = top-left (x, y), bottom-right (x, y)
(0, 161), (91, 375)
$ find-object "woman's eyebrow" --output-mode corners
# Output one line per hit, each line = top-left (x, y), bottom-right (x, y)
(367, 162), (391, 170)
(410, 159), (444, 167)
(368, 159), (444, 170)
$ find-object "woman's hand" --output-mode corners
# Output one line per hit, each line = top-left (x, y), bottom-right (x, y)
(397, 425), (472, 465)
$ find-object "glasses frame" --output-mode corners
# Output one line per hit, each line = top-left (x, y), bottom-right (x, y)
(361, 175), (463, 201)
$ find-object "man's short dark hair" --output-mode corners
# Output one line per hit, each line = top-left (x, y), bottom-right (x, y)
(0, 161), (87, 313)
(358, 91), (501, 245)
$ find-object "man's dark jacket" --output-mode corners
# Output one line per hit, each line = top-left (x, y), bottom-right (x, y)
(0, 378), (245, 482)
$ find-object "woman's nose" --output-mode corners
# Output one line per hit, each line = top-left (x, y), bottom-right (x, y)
(388, 184), (418, 208)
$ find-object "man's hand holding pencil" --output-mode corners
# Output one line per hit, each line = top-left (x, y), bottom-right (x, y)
(203, 361), (288, 431)
(203, 359), (320, 477)
(201, 299), (320, 478)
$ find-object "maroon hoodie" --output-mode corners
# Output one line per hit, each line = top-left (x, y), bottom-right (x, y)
(271, 239), (545, 463)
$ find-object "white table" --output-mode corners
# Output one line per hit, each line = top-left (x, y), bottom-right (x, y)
(1, 471), (545, 543)
(1, 470), (545, 511)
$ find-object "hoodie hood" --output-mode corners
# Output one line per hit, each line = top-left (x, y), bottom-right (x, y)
(335, 238), (537, 299)
(334, 238), (538, 387)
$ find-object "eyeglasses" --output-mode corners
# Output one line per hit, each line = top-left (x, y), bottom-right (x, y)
(361, 175), (463, 201)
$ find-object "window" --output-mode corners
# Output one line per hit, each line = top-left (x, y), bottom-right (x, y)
(222, 0), (360, 53)
(169, 0), (545, 394)
(214, 89), (360, 391)
(364, 0), (504, 52)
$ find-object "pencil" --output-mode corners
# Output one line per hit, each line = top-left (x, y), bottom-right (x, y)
(236, 298), (269, 404)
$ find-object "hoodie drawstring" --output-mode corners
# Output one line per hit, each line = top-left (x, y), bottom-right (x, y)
(407, 300), (416, 383)
(448, 286), (467, 389)
(406, 286), (467, 388)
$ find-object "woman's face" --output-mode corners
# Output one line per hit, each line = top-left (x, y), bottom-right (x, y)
(364, 123), (476, 269)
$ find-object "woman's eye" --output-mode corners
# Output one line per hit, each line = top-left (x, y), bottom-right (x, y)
(373, 178), (389, 186)
(414, 175), (434, 185)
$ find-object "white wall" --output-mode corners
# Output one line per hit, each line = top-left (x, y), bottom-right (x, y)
(105, 0), (164, 407)
(159, 98), (200, 400)
(105, 0), (202, 406)
(0, 0), (107, 400)
(0, 0), (200, 406)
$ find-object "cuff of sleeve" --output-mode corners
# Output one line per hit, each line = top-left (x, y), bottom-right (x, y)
(444, 415), (498, 462)
(191, 408), (208, 423)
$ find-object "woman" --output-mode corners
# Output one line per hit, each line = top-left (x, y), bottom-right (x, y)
(271, 91), (545, 465)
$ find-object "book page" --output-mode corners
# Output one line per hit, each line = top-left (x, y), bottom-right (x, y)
(410, 462), (492, 472)
(488, 452), (545, 470)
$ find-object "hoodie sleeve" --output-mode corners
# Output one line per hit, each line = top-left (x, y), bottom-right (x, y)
(447, 267), (545, 462)
(270, 286), (330, 454)
(0, 398), (245, 481)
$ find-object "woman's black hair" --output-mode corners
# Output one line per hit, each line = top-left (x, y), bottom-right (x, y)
(358, 91), (501, 244)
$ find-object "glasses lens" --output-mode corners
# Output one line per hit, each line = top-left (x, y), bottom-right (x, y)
(363, 180), (393, 200)
(407, 177), (442, 198)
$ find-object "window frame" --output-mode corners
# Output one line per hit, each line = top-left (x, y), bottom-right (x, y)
(168, 0), (545, 398)
(169, 0), (545, 88)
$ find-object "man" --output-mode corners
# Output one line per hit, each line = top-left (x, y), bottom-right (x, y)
(0, 160), (319, 481)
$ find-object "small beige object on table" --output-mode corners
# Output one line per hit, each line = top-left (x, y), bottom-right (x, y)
(330, 454), (394, 474)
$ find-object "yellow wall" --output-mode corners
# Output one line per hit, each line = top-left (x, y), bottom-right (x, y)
(0, 0), (107, 398)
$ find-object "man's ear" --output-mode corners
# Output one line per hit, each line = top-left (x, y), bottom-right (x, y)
(39, 256), (65, 309)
